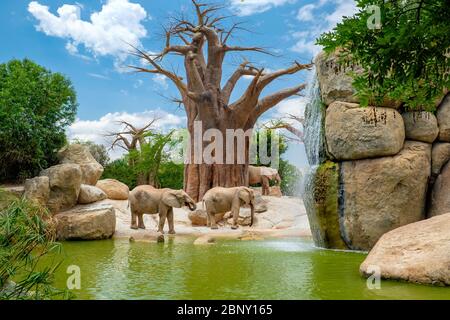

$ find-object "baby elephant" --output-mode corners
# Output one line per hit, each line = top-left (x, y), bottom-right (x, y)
(129, 185), (197, 234)
(203, 187), (255, 230)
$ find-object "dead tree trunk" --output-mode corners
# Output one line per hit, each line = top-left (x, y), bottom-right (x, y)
(130, 1), (312, 201)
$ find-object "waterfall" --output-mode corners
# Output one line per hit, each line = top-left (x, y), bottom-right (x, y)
(301, 70), (328, 248)
(303, 72), (324, 167)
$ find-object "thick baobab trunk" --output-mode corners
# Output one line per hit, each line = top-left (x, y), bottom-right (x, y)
(184, 112), (253, 201)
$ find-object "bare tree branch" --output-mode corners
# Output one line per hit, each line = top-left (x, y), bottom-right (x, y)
(255, 84), (307, 118)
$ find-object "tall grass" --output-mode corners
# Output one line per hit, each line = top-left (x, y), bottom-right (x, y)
(0, 189), (71, 300)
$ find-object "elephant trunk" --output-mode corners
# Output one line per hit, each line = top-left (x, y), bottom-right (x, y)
(250, 202), (255, 227)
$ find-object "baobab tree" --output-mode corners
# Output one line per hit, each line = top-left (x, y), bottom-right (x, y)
(130, 1), (312, 200)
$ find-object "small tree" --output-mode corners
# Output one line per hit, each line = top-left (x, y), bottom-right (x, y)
(0, 59), (77, 181)
(317, 0), (450, 110)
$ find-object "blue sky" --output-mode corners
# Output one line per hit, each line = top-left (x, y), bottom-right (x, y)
(0, 0), (357, 165)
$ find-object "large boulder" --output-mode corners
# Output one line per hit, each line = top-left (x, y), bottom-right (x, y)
(428, 161), (450, 217)
(325, 102), (405, 160)
(360, 213), (450, 286)
(78, 184), (107, 204)
(402, 111), (439, 143)
(40, 164), (82, 213)
(315, 51), (362, 106)
(315, 51), (400, 108)
(23, 176), (50, 207)
(96, 179), (129, 200)
(55, 204), (116, 240)
(341, 141), (431, 250)
(437, 94), (450, 142)
(431, 142), (450, 176)
(58, 144), (104, 186)
(188, 209), (226, 226)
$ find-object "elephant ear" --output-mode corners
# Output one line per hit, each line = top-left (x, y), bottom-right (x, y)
(238, 188), (251, 204)
(162, 191), (182, 208)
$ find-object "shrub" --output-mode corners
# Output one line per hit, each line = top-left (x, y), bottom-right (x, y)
(0, 59), (77, 182)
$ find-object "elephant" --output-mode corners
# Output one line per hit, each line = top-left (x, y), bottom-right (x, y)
(248, 165), (281, 196)
(202, 186), (255, 230)
(129, 185), (197, 234)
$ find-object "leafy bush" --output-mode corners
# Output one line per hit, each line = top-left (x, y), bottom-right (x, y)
(102, 159), (137, 189)
(0, 59), (77, 182)
(158, 162), (184, 190)
(279, 159), (302, 196)
(317, 0), (450, 110)
(0, 190), (70, 300)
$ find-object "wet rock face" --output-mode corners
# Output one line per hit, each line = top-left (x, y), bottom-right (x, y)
(58, 144), (104, 186)
(55, 204), (116, 240)
(302, 162), (347, 250)
(437, 94), (450, 142)
(360, 213), (450, 287)
(325, 102), (405, 160)
(429, 162), (450, 217)
(402, 111), (439, 143)
(40, 164), (82, 214)
(340, 141), (431, 251)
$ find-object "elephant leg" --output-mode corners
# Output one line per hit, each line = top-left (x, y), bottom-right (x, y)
(209, 212), (219, 230)
(167, 208), (176, 235)
(131, 211), (138, 230)
(231, 208), (239, 230)
(206, 212), (211, 227)
(138, 214), (146, 229)
(262, 176), (270, 196)
(158, 207), (168, 233)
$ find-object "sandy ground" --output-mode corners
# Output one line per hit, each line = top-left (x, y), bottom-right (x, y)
(99, 196), (312, 242)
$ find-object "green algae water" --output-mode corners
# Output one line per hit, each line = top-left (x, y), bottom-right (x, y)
(51, 238), (450, 300)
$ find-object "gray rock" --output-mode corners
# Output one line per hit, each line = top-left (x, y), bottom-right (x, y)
(23, 176), (50, 207)
(78, 184), (107, 204)
(360, 213), (450, 286)
(58, 144), (104, 186)
(437, 94), (450, 142)
(428, 161), (450, 217)
(341, 141), (431, 250)
(431, 142), (450, 176)
(402, 111), (439, 143)
(325, 101), (405, 160)
(40, 164), (82, 214)
(55, 203), (116, 240)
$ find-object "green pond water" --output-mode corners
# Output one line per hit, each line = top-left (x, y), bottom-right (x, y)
(51, 238), (450, 300)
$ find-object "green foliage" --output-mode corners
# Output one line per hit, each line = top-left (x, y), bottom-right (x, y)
(317, 0), (450, 110)
(0, 59), (77, 182)
(0, 190), (71, 300)
(102, 131), (181, 190)
(158, 162), (184, 190)
(102, 159), (137, 189)
(71, 140), (110, 166)
(279, 159), (302, 196)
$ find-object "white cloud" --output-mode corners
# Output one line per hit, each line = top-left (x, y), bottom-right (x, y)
(291, 0), (358, 56)
(152, 74), (169, 90)
(273, 97), (307, 120)
(230, 0), (295, 16)
(88, 73), (110, 80)
(28, 0), (148, 68)
(68, 109), (185, 160)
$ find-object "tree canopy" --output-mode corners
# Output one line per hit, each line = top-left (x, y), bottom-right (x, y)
(317, 0), (450, 110)
(0, 59), (77, 181)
